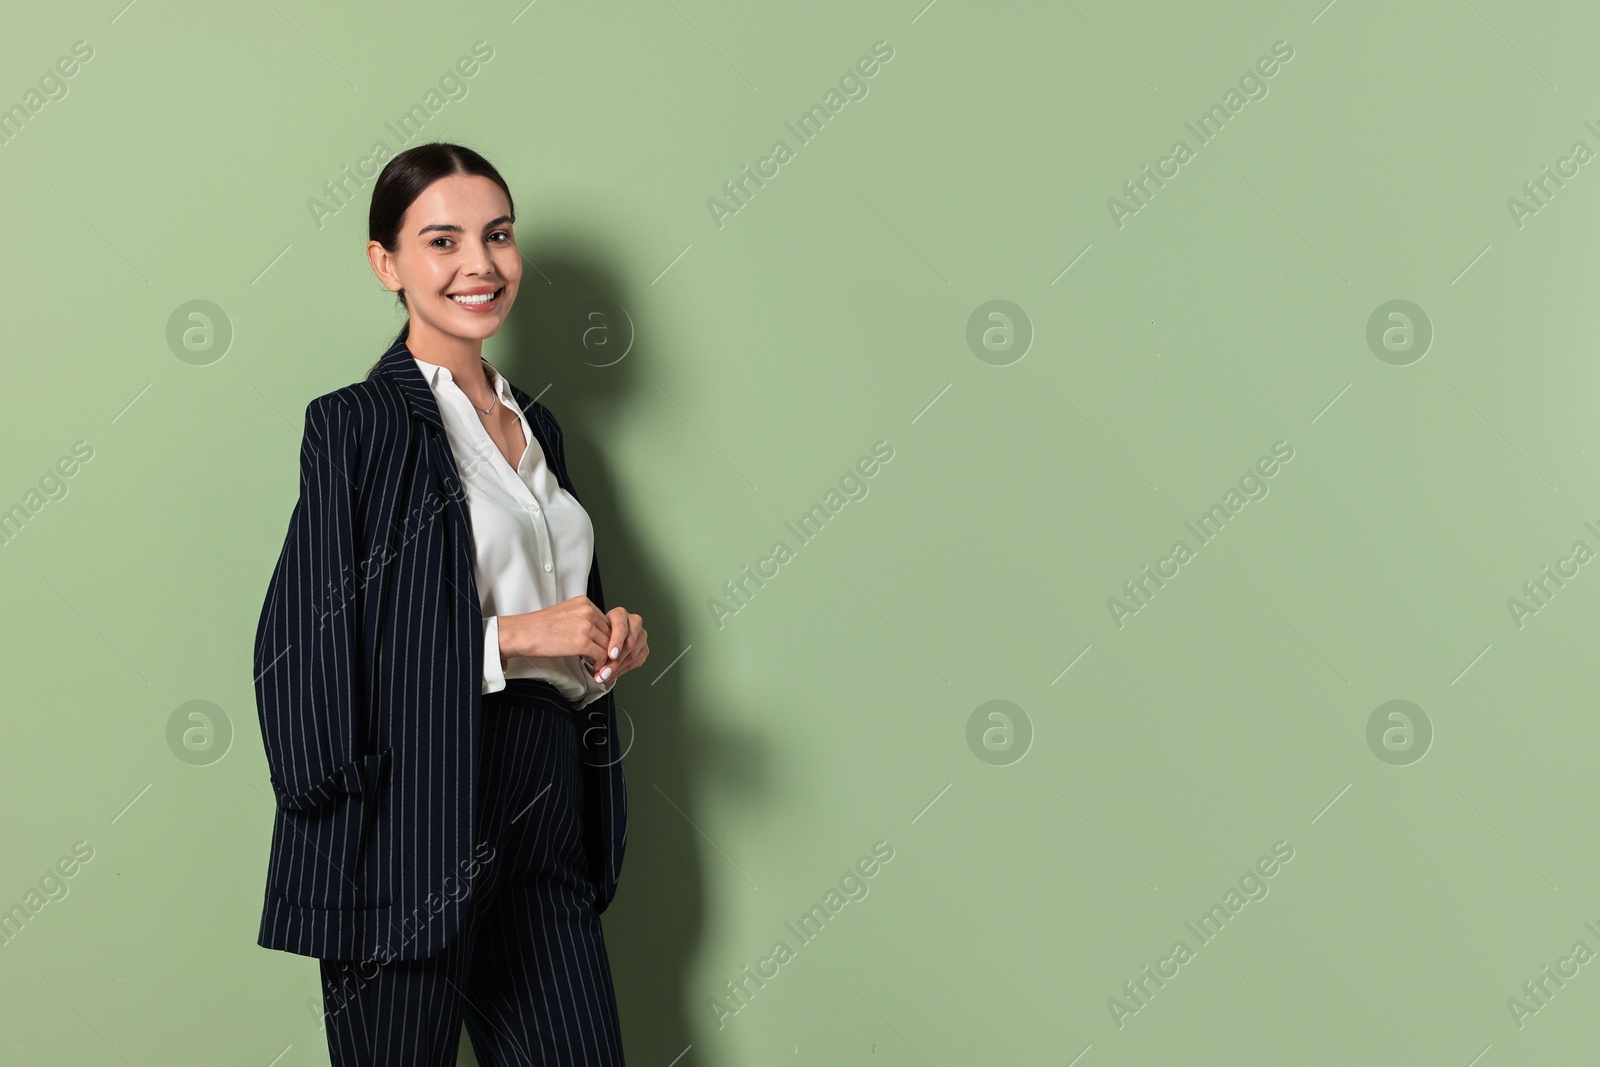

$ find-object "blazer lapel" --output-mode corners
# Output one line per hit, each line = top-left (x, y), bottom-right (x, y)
(373, 335), (444, 430)
(374, 338), (588, 615)
(374, 337), (481, 618)
(374, 337), (563, 496)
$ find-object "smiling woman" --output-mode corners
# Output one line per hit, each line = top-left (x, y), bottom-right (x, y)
(364, 155), (523, 359)
(255, 142), (647, 1066)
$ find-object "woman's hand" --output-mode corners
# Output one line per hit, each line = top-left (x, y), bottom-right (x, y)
(498, 598), (648, 686)
(499, 595), (614, 669)
(590, 606), (648, 685)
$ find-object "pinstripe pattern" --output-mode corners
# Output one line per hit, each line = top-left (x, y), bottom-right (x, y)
(253, 335), (628, 962)
(318, 679), (625, 1065)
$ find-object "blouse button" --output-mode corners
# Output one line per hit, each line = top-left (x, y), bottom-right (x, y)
(543, 563), (553, 572)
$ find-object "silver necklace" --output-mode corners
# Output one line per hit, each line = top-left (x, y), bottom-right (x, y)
(472, 362), (499, 415)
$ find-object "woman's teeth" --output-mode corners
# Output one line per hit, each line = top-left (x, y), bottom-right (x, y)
(451, 289), (500, 305)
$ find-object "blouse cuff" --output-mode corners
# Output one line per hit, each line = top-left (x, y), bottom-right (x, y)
(482, 616), (507, 695)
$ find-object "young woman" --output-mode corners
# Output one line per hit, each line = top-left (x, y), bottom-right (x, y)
(252, 142), (646, 1065)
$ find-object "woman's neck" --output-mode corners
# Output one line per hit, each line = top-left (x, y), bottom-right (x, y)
(404, 322), (494, 396)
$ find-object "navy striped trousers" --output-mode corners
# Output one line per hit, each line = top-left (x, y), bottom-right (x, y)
(318, 679), (626, 1066)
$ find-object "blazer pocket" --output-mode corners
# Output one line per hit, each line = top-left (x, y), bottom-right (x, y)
(268, 748), (397, 911)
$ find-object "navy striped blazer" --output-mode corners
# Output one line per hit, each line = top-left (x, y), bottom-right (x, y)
(252, 334), (628, 962)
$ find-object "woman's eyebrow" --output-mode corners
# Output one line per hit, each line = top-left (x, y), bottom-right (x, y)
(416, 214), (514, 236)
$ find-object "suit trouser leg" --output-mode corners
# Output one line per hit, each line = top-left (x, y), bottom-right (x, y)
(457, 682), (626, 1065)
(318, 679), (624, 1066)
(319, 931), (476, 1067)
(456, 859), (626, 1064)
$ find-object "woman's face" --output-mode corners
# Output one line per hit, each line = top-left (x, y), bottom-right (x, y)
(368, 173), (521, 343)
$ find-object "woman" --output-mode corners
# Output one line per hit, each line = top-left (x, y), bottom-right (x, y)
(252, 142), (646, 1066)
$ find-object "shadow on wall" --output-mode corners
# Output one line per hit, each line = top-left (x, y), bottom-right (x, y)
(452, 242), (775, 1066)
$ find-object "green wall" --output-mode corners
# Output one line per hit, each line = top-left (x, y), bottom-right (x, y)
(2, 1), (1598, 1063)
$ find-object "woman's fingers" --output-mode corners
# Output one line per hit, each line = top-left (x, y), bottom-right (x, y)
(626, 616), (646, 666)
(586, 610), (617, 683)
(578, 606), (647, 685)
(611, 616), (647, 678)
(604, 608), (630, 662)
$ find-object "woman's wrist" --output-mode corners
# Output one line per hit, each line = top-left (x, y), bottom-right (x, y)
(495, 613), (517, 665)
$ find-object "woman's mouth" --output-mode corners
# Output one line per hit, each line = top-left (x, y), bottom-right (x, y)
(448, 286), (504, 313)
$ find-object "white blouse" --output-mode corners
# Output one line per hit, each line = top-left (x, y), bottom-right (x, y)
(411, 355), (615, 708)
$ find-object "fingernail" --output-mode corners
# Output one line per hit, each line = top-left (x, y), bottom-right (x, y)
(610, 647), (619, 659)
(600, 667), (612, 681)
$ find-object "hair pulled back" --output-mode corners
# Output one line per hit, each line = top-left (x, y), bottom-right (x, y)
(368, 142), (515, 351)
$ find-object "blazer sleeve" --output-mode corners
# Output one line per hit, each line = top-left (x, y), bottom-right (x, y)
(253, 395), (374, 811)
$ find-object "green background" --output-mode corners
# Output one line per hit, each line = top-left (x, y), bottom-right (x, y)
(1, 0), (1596, 1063)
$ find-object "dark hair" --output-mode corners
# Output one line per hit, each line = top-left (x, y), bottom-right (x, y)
(365, 142), (515, 367)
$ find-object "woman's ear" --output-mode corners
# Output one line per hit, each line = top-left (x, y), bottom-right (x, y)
(366, 239), (402, 293)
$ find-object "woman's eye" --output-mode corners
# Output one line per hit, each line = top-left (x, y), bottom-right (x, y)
(431, 237), (453, 249)
(489, 230), (511, 243)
